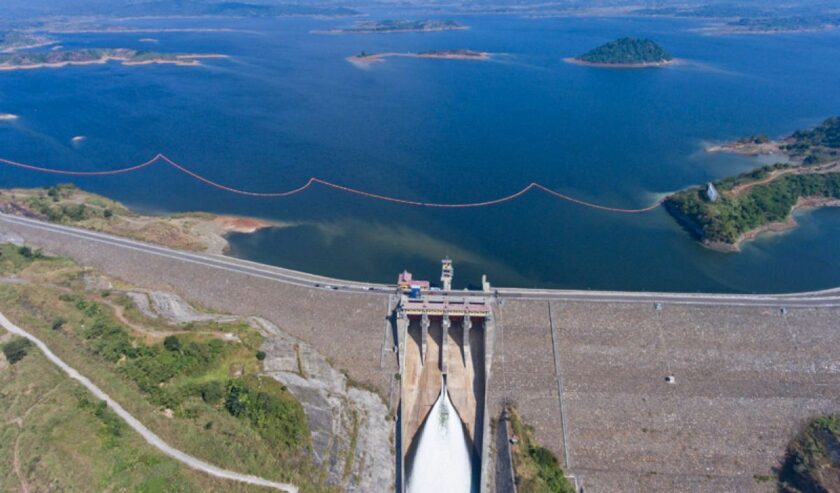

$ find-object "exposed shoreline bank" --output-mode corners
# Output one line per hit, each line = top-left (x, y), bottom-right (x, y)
(347, 50), (491, 67)
(0, 185), (277, 255)
(563, 56), (678, 68)
(704, 197), (840, 252)
(0, 53), (228, 71)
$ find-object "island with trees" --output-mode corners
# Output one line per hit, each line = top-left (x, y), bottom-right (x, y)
(0, 48), (227, 71)
(318, 19), (466, 35)
(665, 117), (840, 251)
(566, 37), (673, 68)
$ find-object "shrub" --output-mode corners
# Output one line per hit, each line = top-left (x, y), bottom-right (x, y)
(51, 318), (66, 331)
(256, 351), (266, 361)
(199, 381), (225, 404)
(2, 337), (32, 364)
(224, 378), (308, 450)
(163, 335), (181, 352)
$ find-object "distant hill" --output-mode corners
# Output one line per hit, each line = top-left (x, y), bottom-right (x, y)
(115, 1), (359, 17)
(575, 37), (672, 66)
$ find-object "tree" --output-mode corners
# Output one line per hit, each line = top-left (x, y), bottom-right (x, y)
(2, 338), (32, 364)
(163, 335), (181, 352)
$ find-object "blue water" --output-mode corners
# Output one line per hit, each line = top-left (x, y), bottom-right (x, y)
(1, 13), (839, 292)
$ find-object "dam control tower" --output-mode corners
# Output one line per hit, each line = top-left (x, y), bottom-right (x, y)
(395, 260), (495, 492)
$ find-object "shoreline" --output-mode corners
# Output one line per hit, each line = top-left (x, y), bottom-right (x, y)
(0, 53), (228, 71)
(705, 140), (786, 156)
(315, 26), (469, 35)
(0, 186), (277, 255)
(346, 50), (491, 67)
(563, 57), (678, 69)
(704, 197), (840, 252)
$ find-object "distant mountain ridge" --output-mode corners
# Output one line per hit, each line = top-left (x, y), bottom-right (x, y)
(117, 1), (359, 17)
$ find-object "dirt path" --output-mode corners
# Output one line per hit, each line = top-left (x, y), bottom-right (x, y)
(727, 160), (840, 197)
(0, 310), (298, 493)
(100, 297), (239, 343)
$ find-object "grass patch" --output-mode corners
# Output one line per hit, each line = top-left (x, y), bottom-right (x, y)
(0, 245), (336, 492)
(508, 405), (576, 493)
(777, 415), (840, 493)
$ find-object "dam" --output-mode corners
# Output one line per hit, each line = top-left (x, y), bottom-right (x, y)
(4, 213), (840, 492)
(396, 262), (494, 492)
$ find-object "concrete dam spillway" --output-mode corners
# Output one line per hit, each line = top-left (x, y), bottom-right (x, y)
(396, 265), (493, 492)
(406, 385), (476, 493)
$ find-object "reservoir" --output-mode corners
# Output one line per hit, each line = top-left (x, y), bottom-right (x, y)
(1, 13), (839, 292)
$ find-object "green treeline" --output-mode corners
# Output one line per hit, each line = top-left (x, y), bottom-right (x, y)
(665, 171), (840, 244)
(776, 415), (840, 492)
(576, 37), (672, 64)
(61, 292), (309, 452)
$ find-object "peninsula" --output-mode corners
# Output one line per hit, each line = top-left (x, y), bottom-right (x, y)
(0, 30), (54, 52)
(347, 49), (490, 67)
(0, 184), (273, 254)
(0, 48), (227, 71)
(318, 19), (466, 35)
(566, 37), (673, 68)
(665, 117), (840, 251)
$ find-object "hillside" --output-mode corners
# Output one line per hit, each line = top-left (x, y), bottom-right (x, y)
(574, 37), (672, 66)
(0, 244), (329, 491)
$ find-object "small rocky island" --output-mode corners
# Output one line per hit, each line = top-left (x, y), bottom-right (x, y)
(665, 117), (840, 251)
(320, 19), (466, 34)
(567, 37), (673, 67)
(347, 49), (490, 66)
(0, 48), (226, 71)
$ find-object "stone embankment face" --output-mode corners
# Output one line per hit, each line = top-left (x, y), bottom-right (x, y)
(492, 299), (840, 492)
(253, 318), (394, 492)
(5, 217), (840, 492)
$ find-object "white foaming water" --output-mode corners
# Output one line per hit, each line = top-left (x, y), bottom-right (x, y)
(407, 386), (474, 493)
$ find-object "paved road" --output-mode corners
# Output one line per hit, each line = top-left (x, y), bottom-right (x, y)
(2, 213), (839, 308)
(0, 311), (298, 493)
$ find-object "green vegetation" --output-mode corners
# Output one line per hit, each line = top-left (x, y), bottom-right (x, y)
(777, 415), (840, 492)
(576, 37), (672, 65)
(786, 117), (840, 164)
(0, 243), (334, 492)
(0, 48), (186, 68)
(0, 30), (51, 51)
(336, 19), (464, 33)
(666, 117), (840, 247)
(666, 172), (840, 245)
(2, 336), (31, 364)
(0, 336), (242, 492)
(509, 406), (576, 493)
(0, 184), (238, 252)
(726, 15), (840, 33)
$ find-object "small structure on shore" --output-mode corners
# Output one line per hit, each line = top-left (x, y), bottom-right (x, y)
(706, 182), (719, 202)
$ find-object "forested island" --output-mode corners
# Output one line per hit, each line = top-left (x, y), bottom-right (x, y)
(319, 19), (466, 35)
(665, 117), (840, 251)
(0, 48), (226, 70)
(567, 38), (673, 67)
